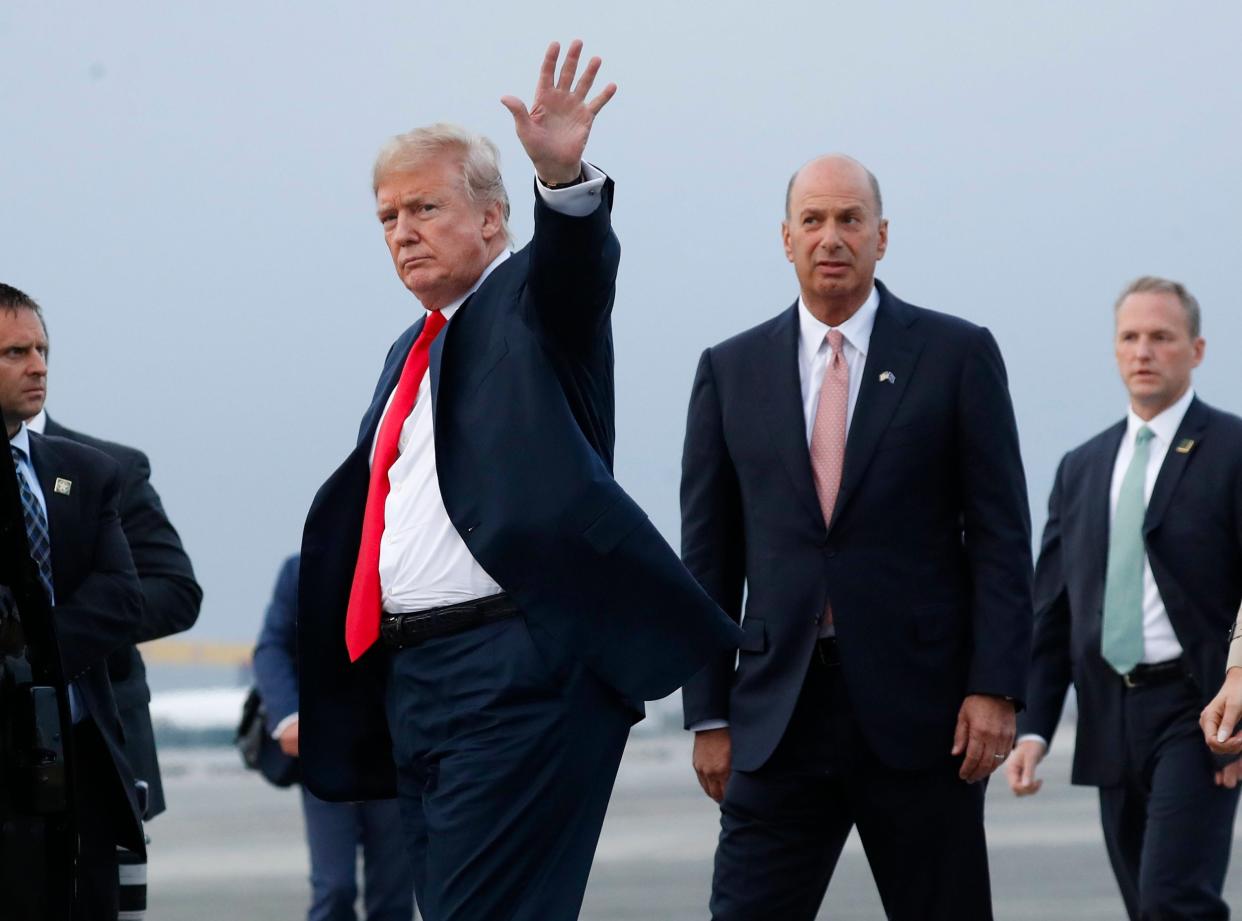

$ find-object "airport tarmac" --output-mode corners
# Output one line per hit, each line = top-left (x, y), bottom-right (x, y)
(146, 732), (1242, 920)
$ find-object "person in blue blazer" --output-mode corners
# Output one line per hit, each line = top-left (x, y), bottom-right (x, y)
(253, 555), (412, 921)
(1008, 276), (1242, 920)
(680, 155), (1034, 921)
(297, 41), (741, 921)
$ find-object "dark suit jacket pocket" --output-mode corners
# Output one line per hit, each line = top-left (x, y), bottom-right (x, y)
(912, 603), (963, 643)
(583, 499), (648, 555)
(879, 419), (937, 451)
(738, 618), (766, 653)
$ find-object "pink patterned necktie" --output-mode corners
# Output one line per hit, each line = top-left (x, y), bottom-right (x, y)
(810, 329), (848, 633)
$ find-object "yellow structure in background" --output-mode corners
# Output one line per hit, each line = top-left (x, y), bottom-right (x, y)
(140, 638), (252, 667)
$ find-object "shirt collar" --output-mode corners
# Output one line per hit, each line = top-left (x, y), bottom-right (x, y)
(1126, 386), (1195, 447)
(10, 422), (32, 460)
(437, 250), (510, 323)
(27, 409), (46, 435)
(797, 285), (879, 363)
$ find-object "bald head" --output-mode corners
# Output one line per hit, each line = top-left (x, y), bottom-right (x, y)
(785, 154), (882, 219)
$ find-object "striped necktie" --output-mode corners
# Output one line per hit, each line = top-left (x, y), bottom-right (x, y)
(11, 445), (55, 604)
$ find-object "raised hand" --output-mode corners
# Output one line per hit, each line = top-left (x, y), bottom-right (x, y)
(500, 40), (617, 185)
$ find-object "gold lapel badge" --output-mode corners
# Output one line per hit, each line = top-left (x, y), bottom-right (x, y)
(1175, 438), (1195, 454)
(878, 371), (896, 384)
(53, 478), (72, 496)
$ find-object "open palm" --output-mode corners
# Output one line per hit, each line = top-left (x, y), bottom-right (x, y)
(501, 40), (617, 185)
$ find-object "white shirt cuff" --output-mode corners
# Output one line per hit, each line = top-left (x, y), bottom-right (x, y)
(535, 162), (607, 218)
(1016, 733), (1048, 751)
(689, 719), (729, 732)
(271, 712), (298, 741)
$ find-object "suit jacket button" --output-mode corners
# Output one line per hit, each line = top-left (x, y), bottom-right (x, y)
(824, 545), (837, 558)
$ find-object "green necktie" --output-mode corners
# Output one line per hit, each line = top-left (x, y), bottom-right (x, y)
(1101, 425), (1155, 674)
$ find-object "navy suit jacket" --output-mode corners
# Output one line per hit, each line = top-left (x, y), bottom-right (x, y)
(29, 432), (145, 851)
(680, 283), (1034, 772)
(299, 181), (743, 801)
(1018, 397), (1242, 786)
(44, 417), (202, 818)
(253, 554), (300, 734)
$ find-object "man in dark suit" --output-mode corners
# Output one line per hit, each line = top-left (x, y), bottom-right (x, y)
(680, 154), (1033, 920)
(254, 554), (413, 921)
(1007, 276), (1242, 920)
(28, 409), (201, 824)
(298, 42), (740, 921)
(0, 286), (145, 920)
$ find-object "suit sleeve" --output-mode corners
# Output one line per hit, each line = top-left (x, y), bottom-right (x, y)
(523, 175), (621, 349)
(253, 556), (301, 732)
(54, 466), (143, 678)
(1017, 456), (1075, 743)
(680, 349), (745, 727)
(117, 450), (202, 644)
(956, 326), (1035, 703)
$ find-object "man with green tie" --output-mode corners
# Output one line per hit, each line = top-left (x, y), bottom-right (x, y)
(1006, 276), (1242, 920)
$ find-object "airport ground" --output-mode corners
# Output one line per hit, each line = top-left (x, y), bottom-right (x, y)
(145, 729), (1242, 920)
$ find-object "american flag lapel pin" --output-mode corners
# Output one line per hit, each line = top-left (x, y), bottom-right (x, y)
(878, 371), (896, 384)
(53, 477), (72, 496)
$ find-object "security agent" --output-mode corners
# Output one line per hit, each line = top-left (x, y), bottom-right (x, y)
(0, 285), (144, 920)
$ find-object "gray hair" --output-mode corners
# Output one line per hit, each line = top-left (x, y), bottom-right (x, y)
(372, 123), (512, 245)
(785, 155), (883, 219)
(1114, 275), (1201, 338)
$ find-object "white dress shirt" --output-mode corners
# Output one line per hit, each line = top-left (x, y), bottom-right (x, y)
(1020, 387), (1195, 752)
(375, 165), (607, 614)
(691, 286), (879, 733)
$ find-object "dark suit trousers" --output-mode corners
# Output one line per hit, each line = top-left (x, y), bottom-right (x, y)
(1098, 675), (1239, 921)
(710, 650), (993, 921)
(384, 614), (632, 921)
(71, 720), (120, 921)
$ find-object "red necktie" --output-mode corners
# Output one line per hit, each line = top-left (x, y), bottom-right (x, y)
(344, 309), (448, 661)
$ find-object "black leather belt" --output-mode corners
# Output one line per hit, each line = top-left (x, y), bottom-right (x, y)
(1120, 658), (1186, 689)
(380, 593), (520, 649)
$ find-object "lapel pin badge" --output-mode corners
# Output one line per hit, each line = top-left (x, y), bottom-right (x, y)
(1175, 438), (1195, 454)
(53, 477), (72, 496)
(878, 371), (896, 384)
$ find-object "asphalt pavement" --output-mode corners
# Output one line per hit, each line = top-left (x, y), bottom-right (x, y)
(144, 731), (1241, 920)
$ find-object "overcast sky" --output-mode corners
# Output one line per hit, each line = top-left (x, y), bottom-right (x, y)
(2, 1), (1239, 643)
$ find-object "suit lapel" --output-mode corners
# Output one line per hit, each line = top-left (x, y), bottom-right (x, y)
(756, 303), (824, 530)
(1086, 421), (1126, 608)
(829, 288), (923, 531)
(357, 317), (426, 448)
(1144, 397), (1208, 536)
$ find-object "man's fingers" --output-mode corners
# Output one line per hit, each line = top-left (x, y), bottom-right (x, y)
(586, 83), (618, 117)
(557, 39), (583, 91)
(951, 713), (968, 756)
(959, 736), (985, 782)
(537, 41), (560, 91)
(1219, 701), (1242, 744)
(574, 56), (602, 99)
(499, 96), (531, 127)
